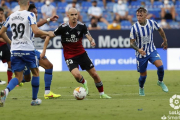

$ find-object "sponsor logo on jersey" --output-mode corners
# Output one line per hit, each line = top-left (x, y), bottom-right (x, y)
(65, 34), (79, 42)
(66, 32), (69, 35)
(71, 34), (76, 38)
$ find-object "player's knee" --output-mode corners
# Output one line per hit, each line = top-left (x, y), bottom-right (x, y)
(48, 63), (53, 69)
(24, 75), (31, 82)
(44, 62), (53, 69)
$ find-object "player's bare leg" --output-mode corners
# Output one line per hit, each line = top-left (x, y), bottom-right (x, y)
(24, 74), (31, 82)
(71, 68), (89, 94)
(87, 67), (111, 99)
(153, 60), (168, 92)
(39, 58), (61, 99)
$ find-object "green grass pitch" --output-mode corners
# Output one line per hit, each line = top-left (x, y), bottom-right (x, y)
(0, 70), (179, 120)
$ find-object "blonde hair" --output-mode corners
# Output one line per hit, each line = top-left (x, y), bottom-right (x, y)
(19, 0), (29, 5)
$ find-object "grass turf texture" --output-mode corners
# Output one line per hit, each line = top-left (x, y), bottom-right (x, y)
(0, 70), (179, 120)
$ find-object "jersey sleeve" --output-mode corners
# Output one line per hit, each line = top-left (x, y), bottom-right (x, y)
(28, 12), (37, 25)
(54, 25), (63, 36)
(82, 24), (89, 35)
(153, 20), (160, 30)
(130, 26), (136, 39)
(3, 17), (10, 28)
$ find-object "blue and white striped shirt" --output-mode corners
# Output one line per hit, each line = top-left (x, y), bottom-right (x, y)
(130, 19), (160, 58)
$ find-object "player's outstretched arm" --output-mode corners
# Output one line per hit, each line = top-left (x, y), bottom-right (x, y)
(158, 27), (168, 50)
(130, 39), (146, 56)
(0, 26), (11, 45)
(85, 34), (96, 47)
(37, 15), (59, 27)
(40, 34), (55, 59)
(31, 24), (54, 37)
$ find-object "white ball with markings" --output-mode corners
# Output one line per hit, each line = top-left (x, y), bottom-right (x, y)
(73, 87), (86, 100)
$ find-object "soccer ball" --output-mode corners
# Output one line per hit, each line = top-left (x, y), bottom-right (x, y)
(73, 87), (87, 100)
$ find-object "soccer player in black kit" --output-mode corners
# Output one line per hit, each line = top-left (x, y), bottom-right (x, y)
(41, 8), (111, 99)
(0, 7), (12, 85)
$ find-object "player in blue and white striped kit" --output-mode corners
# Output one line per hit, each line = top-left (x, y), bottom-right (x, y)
(130, 7), (168, 96)
(0, 0), (54, 107)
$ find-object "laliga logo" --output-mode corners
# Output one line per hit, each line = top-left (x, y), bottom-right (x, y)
(170, 94), (180, 110)
(161, 115), (167, 120)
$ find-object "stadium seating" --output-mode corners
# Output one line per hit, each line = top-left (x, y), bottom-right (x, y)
(169, 21), (180, 29)
(106, 2), (115, 12)
(121, 20), (131, 30)
(103, 12), (113, 23)
(5, 0), (180, 30)
(51, 2), (57, 7)
(81, 1), (92, 13)
(49, 22), (59, 31)
(57, 12), (64, 23)
(35, 2), (44, 13)
(81, 12), (90, 23)
(5, 2), (11, 9)
(37, 13), (42, 22)
(11, 2), (18, 9)
(98, 22), (107, 29)
(57, 2), (68, 13)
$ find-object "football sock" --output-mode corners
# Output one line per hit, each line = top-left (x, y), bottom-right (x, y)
(6, 77), (19, 92)
(76, 76), (85, 84)
(95, 81), (104, 94)
(31, 76), (39, 100)
(7, 68), (13, 83)
(44, 69), (52, 94)
(157, 65), (164, 82)
(138, 75), (147, 88)
(4, 88), (9, 96)
(45, 90), (50, 95)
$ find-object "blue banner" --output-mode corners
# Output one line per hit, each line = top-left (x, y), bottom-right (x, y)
(62, 48), (167, 71)
(6, 29), (179, 49)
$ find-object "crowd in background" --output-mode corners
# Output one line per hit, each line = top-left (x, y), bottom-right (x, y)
(1, 0), (180, 30)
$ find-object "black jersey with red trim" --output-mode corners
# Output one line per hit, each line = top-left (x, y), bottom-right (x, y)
(54, 21), (89, 60)
(0, 22), (6, 47)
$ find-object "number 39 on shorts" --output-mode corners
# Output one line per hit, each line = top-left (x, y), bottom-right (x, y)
(66, 59), (73, 66)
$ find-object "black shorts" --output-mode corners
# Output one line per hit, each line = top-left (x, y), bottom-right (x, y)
(0, 44), (10, 63)
(65, 52), (94, 72)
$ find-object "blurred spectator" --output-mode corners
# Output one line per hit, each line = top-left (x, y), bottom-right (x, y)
(65, 0), (82, 22)
(113, 0), (132, 24)
(41, 0), (56, 19)
(88, 17), (101, 30)
(141, 2), (153, 19)
(158, 19), (171, 29)
(0, 0), (12, 19)
(107, 19), (121, 30)
(160, 0), (176, 20)
(88, 0), (109, 25)
(65, 0), (81, 12)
